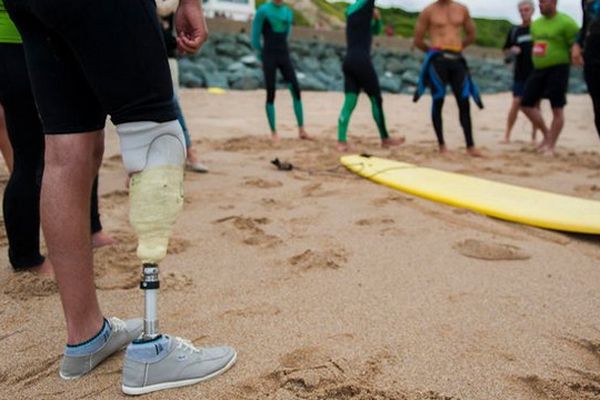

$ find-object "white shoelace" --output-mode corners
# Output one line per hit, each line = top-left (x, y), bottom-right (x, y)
(109, 317), (126, 332)
(174, 337), (201, 353)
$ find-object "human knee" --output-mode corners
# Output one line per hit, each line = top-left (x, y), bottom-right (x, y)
(44, 134), (99, 172)
(116, 120), (186, 174)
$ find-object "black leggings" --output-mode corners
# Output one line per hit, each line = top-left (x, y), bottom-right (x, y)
(429, 56), (474, 148)
(585, 36), (600, 139)
(0, 44), (102, 270)
(263, 52), (301, 103)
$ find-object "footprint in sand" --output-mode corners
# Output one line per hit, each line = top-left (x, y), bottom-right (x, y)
(355, 217), (395, 226)
(454, 239), (531, 261)
(244, 177), (283, 189)
(371, 194), (414, 207)
(301, 183), (339, 198)
(575, 184), (600, 198)
(228, 347), (407, 400)
(3, 272), (58, 301)
(213, 216), (282, 247)
(517, 374), (600, 399)
(220, 304), (281, 319)
(288, 248), (348, 271)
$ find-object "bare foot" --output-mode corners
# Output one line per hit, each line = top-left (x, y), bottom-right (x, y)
(466, 147), (484, 157)
(336, 141), (350, 152)
(500, 138), (510, 144)
(30, 258), (54, 277)
(535, 140), (549, 152)
(438, 145), (449, 155)
(381, 136), (406, 148)
(298, 128), (313, 140)
(92, 231), (117, 249)
(185, 148), (209, 173)
(271, 133), (280, 144)
(541, 147), (557, 157)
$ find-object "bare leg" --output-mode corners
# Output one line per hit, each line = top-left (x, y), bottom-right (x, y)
(545, 107), (565, 153)
(336, 141), (350, 152)
(42, 132), (104, 344)
(521, 106), (550, 149)
(503, 97), (521, 143)
(0, 106), (13, 172)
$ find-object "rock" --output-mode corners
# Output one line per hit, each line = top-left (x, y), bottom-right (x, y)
(216, 42), (247, 58)
(231, 75), (261, 90)
(297, 72), (327, 91)
(298, 57), (321, 72)
(379, 72), (402, 93)
(180, 71), (205, 88)
(384, 58), (404, 74)
(401, 70), (419, 86)
(321, 57), (342, 76)
(204, 72), (230, 89)
(240, 54), (261, 68)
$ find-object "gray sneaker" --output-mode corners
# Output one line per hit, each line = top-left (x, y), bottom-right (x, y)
(121, 335), (237, 395)
(60, 317), (143, 380)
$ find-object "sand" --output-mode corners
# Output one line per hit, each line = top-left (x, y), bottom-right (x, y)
(1, 90), (600, 400)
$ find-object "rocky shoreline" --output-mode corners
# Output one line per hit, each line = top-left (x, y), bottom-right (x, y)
(179, 32), (588, 95)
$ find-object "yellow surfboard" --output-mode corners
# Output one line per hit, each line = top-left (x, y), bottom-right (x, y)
(341, 154), (600, 234)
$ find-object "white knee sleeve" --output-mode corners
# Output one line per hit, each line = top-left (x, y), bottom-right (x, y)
(116, 120), (186, 173)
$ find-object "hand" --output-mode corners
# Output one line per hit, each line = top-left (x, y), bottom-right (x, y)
(175, 0), (208, 55)
(510, 45), (521, 55)
(373, 9), (381, 20)
(571, 43), (584, 66)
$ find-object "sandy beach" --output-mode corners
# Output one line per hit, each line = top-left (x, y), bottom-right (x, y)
(1, 90), (600, 400)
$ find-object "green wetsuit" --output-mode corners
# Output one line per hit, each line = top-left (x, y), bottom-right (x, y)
(252, 1), (304, 133)
(337, 0), (388, 143)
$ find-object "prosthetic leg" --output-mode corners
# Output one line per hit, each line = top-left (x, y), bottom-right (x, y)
(118, 120), (237, 395)
(117, 120), (186, 340)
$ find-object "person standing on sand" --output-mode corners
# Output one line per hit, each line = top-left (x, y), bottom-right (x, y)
(413, 0), (484, 157)
(572, 0), (600, 139)
(503, 0), (540, 144)
(520, 0), (579, 156)
(0, 2), (113, 275)
(252, 0), (311, 142)
(157, 0), (209, 173)
(336, 0), (405, 152)
(5, 0), (236, 394)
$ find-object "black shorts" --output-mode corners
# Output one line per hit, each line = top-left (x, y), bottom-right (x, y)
(5, 0), (176, 134)
(521, 64), (570, 109)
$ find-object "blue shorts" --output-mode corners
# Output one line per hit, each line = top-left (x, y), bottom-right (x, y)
(512, 81), (526, 98)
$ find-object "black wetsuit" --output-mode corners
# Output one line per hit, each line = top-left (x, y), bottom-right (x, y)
(428, 51), (475, 149)
(580, 0), (600, 137)
(337, 0), (388, 142)
(252, 1), (303, 131)
(0, 43), (104, 269)
(503, 25), (534, 97)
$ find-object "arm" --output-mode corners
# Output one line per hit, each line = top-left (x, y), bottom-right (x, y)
(251, 7), (265, 53)
(287, 8), (293, 40)
(371, 9), (383, 36)
(462, 6), (476, 49)
(413, 7), (430, 52)
(175, 0), (208, 55)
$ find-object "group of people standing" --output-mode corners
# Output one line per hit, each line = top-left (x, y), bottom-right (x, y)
(0, 0), (598, 396)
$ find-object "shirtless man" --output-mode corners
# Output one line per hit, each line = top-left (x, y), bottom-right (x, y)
(414, 0), (482, 157)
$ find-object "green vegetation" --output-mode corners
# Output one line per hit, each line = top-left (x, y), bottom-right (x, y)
(255, 0), (311, 27)
(313, 0), (513, 48)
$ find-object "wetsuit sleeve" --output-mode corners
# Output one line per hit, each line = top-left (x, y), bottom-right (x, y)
(371, 16), (383, 35)
(578, 0), (587, 46)
(251, 7), (266, 53)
